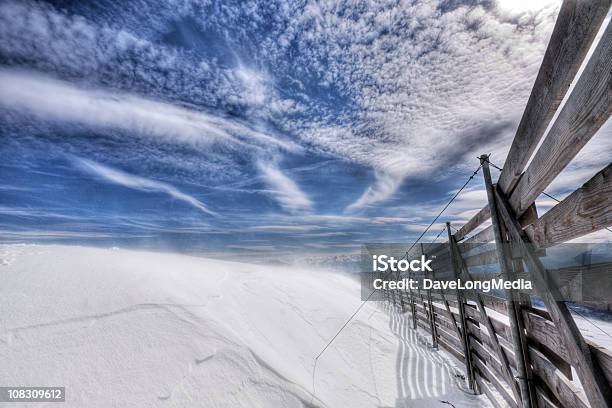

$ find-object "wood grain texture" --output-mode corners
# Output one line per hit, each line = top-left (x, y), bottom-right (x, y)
(525, 164), (612, 248)
(498, 0), (611, 194)
(535, 385), (563, 408)
(473, 353), (518, 408)
(471, 338), (511, 392)
(522, 310), (573, 378)
(451, 236), (522, 402)
(463, 249), (499, 268)
(467, 321), (517, 370)
(529, 346), (589, 408)
(464, 304), (512, 342)
(496, 187), (612, 407)
(477, 375), (507, 408)
(460, 225), (494, 252)
(508, 23), (612, 217)
(438, 335), (466, 363)
(524, 308), (612, 387)
(455, 205), (490, 242)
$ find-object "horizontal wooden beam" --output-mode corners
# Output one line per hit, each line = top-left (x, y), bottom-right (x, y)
(524, 309), (612, 386)
(522, 310), (573, 378)
(460, 225), (494, 251)
(467, 322), (517, 370)
(526, 164), (612, 248)
(455, 206), (490, 242)
(535, 385), (563, 408)
(451, 237), (521, 400)
(529, 346), (589, 408)
(473, 353), (518, 408)
(463, 249), (499, 268)
(508, 22), (612, 217)
(477, 375), (506, 408)
(438, 335), (466, 363)
(471, 338), (510, 390)
(498, 0), (611, 194)
(496, 187), (612, 407)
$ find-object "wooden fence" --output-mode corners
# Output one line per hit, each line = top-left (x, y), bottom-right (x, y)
(385, 1), (612, 407)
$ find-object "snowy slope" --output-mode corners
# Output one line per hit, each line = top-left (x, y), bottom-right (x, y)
(0, 245), (491, 408)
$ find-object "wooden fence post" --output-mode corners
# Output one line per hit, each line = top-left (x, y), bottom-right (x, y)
(408, 269), (417, 329)
(423, 244), (439, 349)
(481, 154), (532, 408)
(453, 238), (522, 403)
(494, 186), (612, 408)
(447, 222), (476, 391)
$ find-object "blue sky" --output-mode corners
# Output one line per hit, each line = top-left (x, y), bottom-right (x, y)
(0, 0), (610, 260)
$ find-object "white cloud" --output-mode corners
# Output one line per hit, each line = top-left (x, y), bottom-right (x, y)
(250, 225), (318, 233)
(3, 0), (598, 228)
(277, 0), (560, 207)
(346, 170), (403, 211)
(257, 161), (312, 214)
(0, 69), (298, 152)
(75, 158), (217, 216)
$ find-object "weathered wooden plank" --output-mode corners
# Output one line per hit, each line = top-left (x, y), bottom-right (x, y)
(479, 292), (508, 316)
(447, 224), (478, 391)
(466, 314), (517, 370)
(471, 338), (510, 392)
(518, 202), (539, 228)
(463, 249), (499, 268)
(477, 375), (506, 408)
(508, 23), (612, 217)
(429, 301), (453, 320)
(497, 0), (611, 194)
(453, 238), (521, 400)
(524, 308), (612, 388)
(464, 304), (512, 342)
(438, 335), (466, 363)
(497, 261), (612, 305)
(429, 291), (458, 302)
(460, 225), (494, 252)
(473, 353), (518, 408)
(496, 187), (612, 407)
(529, 346), (589, 408)
(535, 385), (563, 408)
(437, 325), (463, 351)
(522, 310), (573, 378)
(428, 242), (449, 257)
(592, 344), (612, 387)
(455, 206), (491, 242)
(482, 157), (534, 408)
(417, 319), (431, 334)
(526, 164), (612, 248)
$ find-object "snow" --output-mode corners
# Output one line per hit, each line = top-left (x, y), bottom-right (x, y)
(0, 245), (491, 408)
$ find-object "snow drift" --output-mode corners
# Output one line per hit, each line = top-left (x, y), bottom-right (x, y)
(0, 245), (491, 407)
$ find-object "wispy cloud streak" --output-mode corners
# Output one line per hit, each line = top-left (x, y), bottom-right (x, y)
(0, 69), (298, 152)
(75, 158), (217, 216)
(257, 161), (312, 214)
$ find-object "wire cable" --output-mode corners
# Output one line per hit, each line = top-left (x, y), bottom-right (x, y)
(483, 157), (612, 341)
(483, 157), (612, 234)
(570, 306), (612, 342)
(405, 165), (482, 255)
(310, 163), (483, 400)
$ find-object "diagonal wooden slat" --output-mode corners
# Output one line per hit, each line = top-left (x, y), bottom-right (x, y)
(455, 205), (490, 242)
(451, 236), (522, 404)
(495, 186), (612, 408)
(498, 0), (611, 194)
(525, 164), (612, 248)
(508, 22), (612, 217)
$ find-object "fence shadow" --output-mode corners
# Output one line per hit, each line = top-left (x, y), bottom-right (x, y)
(382, 302), (475, 408)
